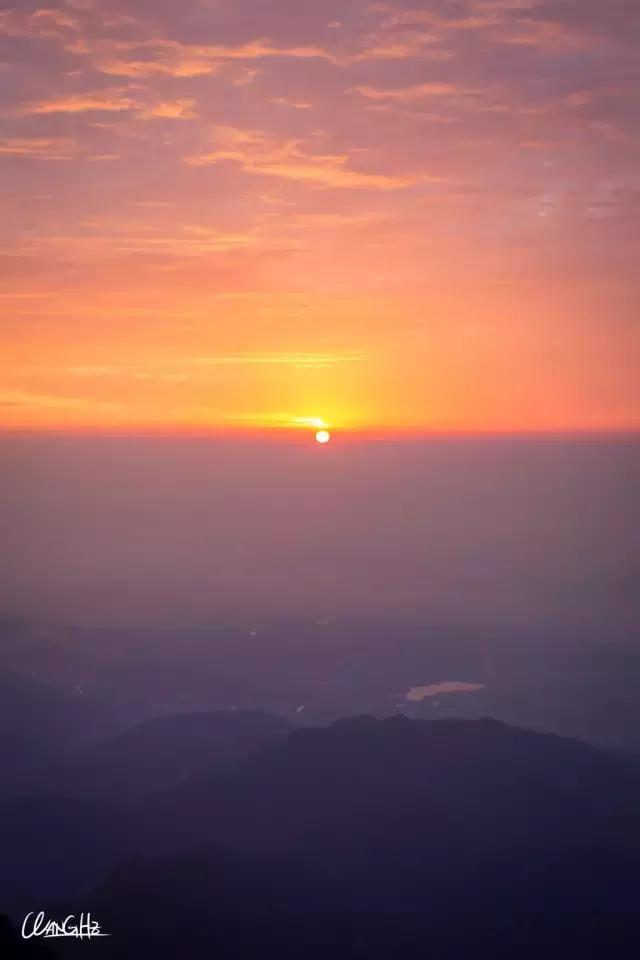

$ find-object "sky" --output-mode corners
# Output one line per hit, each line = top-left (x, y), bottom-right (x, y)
(1, 0), (639, 434)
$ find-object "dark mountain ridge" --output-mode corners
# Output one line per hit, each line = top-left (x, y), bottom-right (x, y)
(55, 715), (640, 959)
(3, 714), (640, 957)
(46, 709), (292, 799)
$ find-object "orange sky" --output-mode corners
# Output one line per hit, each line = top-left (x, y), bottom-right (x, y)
(1, 0), (639, 434)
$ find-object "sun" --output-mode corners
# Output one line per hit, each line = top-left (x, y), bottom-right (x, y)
(315, 429), (331, 444)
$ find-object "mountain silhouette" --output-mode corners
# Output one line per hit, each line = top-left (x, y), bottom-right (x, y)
(4, 714), (638, 957)
(85, 841), (640, 959)
(130, 714), (640, 862)
(0, 671), (115, 798)
(47, 709), (291, 799)
(0, 710), (289, 908)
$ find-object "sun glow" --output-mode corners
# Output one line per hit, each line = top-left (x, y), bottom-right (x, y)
(294, 416), (328, 429)
(315, 429), (331, 444)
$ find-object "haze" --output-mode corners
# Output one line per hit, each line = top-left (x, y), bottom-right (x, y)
(2, 434), (637, 633)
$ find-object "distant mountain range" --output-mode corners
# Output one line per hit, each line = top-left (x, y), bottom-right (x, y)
(0, 671), (116, 798)
(4, 618), (640, 753)
(47, 709), (291, 799)
(1, 712), (639, 956)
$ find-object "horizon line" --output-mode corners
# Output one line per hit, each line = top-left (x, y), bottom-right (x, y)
(1, 425), (638, 443)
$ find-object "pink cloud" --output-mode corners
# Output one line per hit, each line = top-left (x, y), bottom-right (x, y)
(185, 126), (435, 190)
